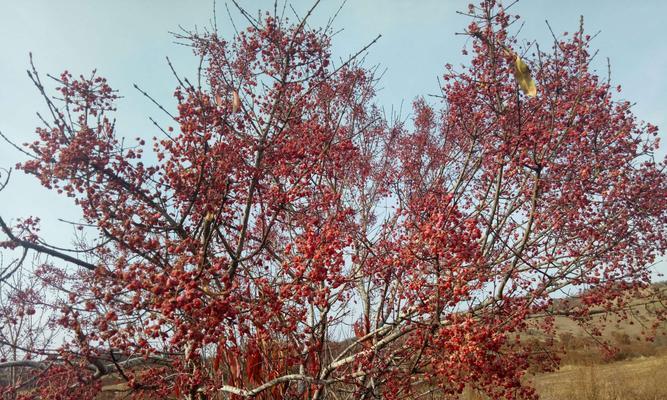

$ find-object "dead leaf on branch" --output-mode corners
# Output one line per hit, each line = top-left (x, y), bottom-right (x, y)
(513, 54), (537, 97)
(214, 91), (240, 113)
(232, 90), (241, 113)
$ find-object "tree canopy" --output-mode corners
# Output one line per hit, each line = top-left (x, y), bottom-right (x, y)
(1, 1), (666, 399)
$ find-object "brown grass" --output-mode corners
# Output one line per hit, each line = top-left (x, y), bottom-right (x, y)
(531, 354), (667, 400)
(459, 354), (667, 400)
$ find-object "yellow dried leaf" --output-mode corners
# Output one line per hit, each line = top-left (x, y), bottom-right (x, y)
(513, 55), (537, 97)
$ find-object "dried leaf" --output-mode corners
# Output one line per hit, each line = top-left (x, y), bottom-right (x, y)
(232, 90), (240, 113)
(513, 55), (537, 97)
(246, 343), (262, 384)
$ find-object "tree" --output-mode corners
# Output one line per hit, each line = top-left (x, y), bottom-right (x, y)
(1, 1), (666, 399)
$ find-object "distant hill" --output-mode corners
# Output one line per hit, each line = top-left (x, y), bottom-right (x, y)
(527, 282), (667, 364)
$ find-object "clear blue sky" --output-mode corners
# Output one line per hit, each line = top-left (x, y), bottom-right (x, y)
(1, 1), (665, 277)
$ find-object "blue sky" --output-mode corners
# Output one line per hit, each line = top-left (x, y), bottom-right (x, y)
(0, 1), (665, 276)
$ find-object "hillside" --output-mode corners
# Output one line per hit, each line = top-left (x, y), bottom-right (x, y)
(462, 282), (667, 399)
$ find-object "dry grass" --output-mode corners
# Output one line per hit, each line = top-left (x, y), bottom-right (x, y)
(531, 354), (667, 400)
(460, 354), (667, 400)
